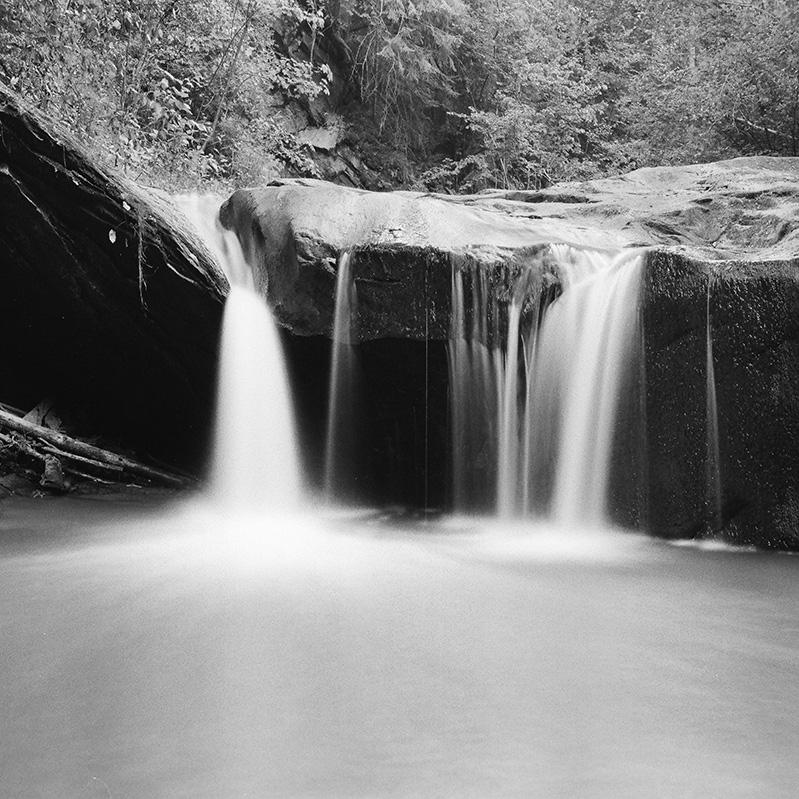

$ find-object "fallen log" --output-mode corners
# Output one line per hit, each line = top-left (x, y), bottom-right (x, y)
(40, 443), (124, 475)
(0, 408), (191, 489)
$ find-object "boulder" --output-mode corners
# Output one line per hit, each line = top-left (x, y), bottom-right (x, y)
(465, 156), (799, 261)
(0, 84), (227, 473)
(222, 157), (799, 339)
(223, 161), (799, 547)
(219, 178), (628, 340)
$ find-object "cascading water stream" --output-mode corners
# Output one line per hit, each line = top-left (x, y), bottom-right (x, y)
(210, 284), (303, 510)
(706, 271), (722, 536)
(496, 294), (523, 516)
(546, 247), (643, 525)
(497, 271), (540, 516)
(449, 244), (645, 526)
(323, 252), (359, 501)
(176, 195), (304, 511)
(449, 267), (501, 511)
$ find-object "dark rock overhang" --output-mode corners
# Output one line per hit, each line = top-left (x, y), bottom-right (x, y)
(0, 83), (228, 470)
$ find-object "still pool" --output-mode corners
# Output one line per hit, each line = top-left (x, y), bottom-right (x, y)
(2, 496), (798, 798)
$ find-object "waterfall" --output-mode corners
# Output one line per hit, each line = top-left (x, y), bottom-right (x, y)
(323, 252), (359, 501)
(177, 191), (642, 523)
(545, 247), (643, 525)
(705, 272), (722, 535)
(209, 286), (303, 509)
(449, 245), (644, 526)
(497, 270), (541, 516)
(176, 194), (303, 510)
(448, 267), (502, 511)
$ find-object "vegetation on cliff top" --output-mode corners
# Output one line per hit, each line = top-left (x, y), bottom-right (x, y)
(1, 0), (797, 192)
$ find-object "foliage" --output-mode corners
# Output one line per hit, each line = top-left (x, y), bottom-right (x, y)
(0, 0), (329, 188)
(1, 0), (797, 191)
(714, 1), (799, 156)
(345, 0), (469, 154)
(589, 0), (799, 167)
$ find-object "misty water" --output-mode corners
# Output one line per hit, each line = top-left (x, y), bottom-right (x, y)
(4, 200), (797, 799)
(2, 496), (799, 799)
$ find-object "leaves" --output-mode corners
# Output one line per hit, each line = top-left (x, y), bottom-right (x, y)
(0, 0), (795, 191)
(0, 0), (329, 186)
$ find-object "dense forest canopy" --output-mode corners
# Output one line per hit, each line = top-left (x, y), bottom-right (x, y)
(1, 0), (797, 191)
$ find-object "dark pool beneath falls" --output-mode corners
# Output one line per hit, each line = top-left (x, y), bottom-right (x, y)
(2, 496), (798, 799)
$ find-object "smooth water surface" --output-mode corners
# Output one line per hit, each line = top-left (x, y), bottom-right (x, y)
(2, 498), (798, 799)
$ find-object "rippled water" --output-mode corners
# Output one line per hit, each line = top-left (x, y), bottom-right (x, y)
(2, 497), (798, 799)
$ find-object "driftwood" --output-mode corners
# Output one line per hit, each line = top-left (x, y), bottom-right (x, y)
(0, 407), (191, 489)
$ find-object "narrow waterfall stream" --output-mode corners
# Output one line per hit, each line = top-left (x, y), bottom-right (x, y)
(209, 285), (303, 509)
(324, 252), (358, 501)
(545, 247), (643, 524)
(706, 271), (723, 536)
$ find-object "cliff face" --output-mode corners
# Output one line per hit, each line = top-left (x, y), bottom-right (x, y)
(0, 85), (227, 471)
(225, 160), (799, 548)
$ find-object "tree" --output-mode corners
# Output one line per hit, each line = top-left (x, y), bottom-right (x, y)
(2, 0), (796, 191)
(0, 0), (330, 187)
(342, 0), (469, 153)
(417, 0), (613, 190)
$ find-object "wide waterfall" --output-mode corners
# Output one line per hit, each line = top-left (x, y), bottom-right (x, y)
(449, 245), (644, 524)
(176, 195), (303, 510)
(178, 189), (644, 524)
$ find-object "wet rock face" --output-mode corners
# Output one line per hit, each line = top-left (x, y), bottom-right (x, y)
(283, 334), (449, 509)
(713, 262), (799, 549)
(0, 86), (227, 470)
(639, 252), (709, 541)
(642, 251), (799, 549)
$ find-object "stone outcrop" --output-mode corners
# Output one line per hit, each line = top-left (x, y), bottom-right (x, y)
(222, 157), (799, 338)
(224, 160), (799, 548)
(0, 84), (227, 474)
(219, 179), (624, 340)
(465, 156), (799, 261)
